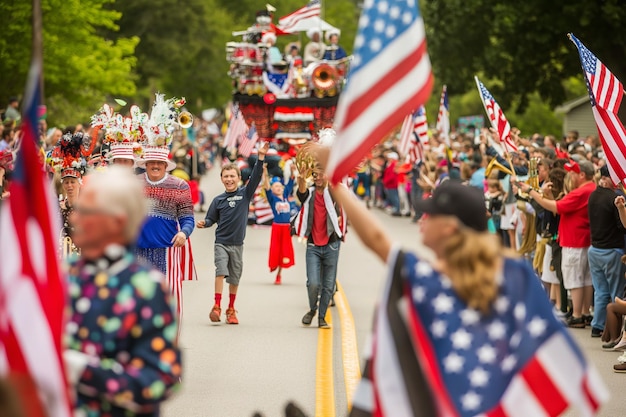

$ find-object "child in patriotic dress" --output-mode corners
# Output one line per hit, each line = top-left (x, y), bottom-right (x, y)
(263, 164), (295, 284)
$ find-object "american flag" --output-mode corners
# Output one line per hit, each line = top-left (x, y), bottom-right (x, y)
(278, 0), (321, 33)
(475, 76), (518, 154)
(223, 104), (248, 151)
(0, 62), (72, 416)
(570, 33), (626, 186)
(436, 85), (450, 147)
(238, 123), (259, 158)
(350, 249), (609, 417)
(398, 107), (426, 164)
(326, 0), (433, 184)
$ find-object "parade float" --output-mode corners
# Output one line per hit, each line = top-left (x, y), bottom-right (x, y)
(226, 8), (349, 149)
(225, 6), (350, 225)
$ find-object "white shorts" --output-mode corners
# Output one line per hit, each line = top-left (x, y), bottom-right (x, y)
(561, 246), (591, 289)
(541, 243), (559, 285)
(499, 203), (517, 230)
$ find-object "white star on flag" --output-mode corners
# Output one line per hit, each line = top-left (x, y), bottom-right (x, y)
(432, 293), (455, 314)
(431, 319), (447, 338)
(501, 354), (517, 372)
(412, 285), (426, 302)
(451, 328), (473, 350)
(468, 367), (490, 387)
(443, 352), (465, 373)
(487, 320), (507, 340)
(461, 391), (482, 411)
(528, 317), (547, 337)
(476, 344), (497, 364)
(494, 296), (510, 314)
(460, 308), (480, 326)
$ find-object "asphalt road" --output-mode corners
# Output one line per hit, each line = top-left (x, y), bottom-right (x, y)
(162, 165), (625, 417)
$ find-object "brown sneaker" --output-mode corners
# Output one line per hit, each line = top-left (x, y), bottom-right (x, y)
(226, 308), (239, 324)
(210, 305), (221, 322)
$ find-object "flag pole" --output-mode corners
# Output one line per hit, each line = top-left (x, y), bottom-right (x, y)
(32, 0), (44, 105)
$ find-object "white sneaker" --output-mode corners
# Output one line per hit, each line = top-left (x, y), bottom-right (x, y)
(616, 351), (626, 363)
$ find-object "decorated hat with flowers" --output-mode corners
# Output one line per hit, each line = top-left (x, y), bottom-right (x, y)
(91, 103), (148, 162)
(47, 131), (94, 179)
(137, 93), (186, 171)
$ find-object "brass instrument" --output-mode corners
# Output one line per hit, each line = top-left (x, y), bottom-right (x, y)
(61, 235), (80, 259)
(517, 158), (539, 200)
(295, 146), (317, 181)
(294, 66), (308, 97)
(312, 64), (338, 98)
(485, 157), (514, 178)
(178, 111), (193, 129)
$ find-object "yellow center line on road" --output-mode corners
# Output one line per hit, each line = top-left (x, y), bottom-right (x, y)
(335, 282), (361, 410)
(316, 282), (362, 416)
(315, 309), (335, 417)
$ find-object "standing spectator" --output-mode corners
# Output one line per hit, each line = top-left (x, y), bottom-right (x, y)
(64, 166), (181, 416)
(196, 142), (269, 324)
(294, 157), (346, 329)
(262, 165), (295, 285)
(382, 152), (401, 216)
(587, 165), (626, 337)
(3, 97), (20, 124)
(519, 160), (596, 328)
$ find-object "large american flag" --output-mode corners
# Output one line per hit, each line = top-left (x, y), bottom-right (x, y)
(278, 0), (321, 33)
(0, 62), (72, 416)
(327, 0), (433, 184)
(398, 107), (426, 164)
(570, 33), (626, 186)
(350, 249), (609, 417)
(238, 123), (259, 158)
(436, 85), (450, 147)
(475, 76), (518, 154)
(223, 104), (248, 151)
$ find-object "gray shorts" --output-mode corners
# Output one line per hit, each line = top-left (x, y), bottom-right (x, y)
(214, 243), (244, 285)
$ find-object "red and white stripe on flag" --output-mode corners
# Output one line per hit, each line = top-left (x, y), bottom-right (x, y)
(239, 124), (259, 158)
(570, 33), (626, 185)
(435, 85), (450, 147)
(278, 0), (321, 32)
(224, 106), (248, 150)
(327, 0), (433, 184)
(0, 61), (72, 416)
(475, 76), (518, 153)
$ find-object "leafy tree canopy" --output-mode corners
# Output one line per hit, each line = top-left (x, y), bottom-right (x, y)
(0, 0), (138, 127)
(421, 0), (626, 111)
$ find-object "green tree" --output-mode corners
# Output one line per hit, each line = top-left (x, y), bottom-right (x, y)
(109, 0), (234, 114)
(0, 0), (138, 126)
(421, 0), (626, 110)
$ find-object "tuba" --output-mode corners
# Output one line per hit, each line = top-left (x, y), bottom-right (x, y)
(178, 111), (193, 129)
(485, 157), (514, 178)
(312, 63), (338, 98)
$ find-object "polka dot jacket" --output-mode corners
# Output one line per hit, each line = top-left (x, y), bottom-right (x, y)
(66, 244), (182, 416)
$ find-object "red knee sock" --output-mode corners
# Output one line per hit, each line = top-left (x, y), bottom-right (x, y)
(214, 293), (222, 307)
(229, 293), (236, 309)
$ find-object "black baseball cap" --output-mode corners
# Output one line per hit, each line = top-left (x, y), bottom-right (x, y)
(415, 180), (488, 232)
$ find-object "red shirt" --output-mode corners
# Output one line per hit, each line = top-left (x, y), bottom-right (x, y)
(382, 160), (399, 189)
(556, 181), (595, 248)
(311, 191), (329, 246)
